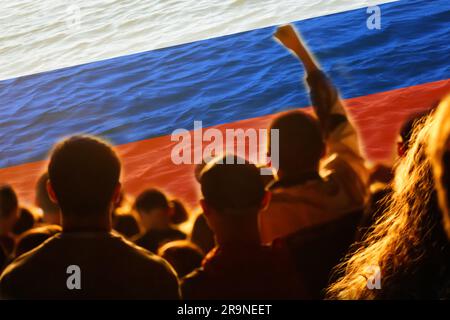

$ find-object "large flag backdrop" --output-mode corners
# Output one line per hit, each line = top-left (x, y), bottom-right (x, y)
(0, 0), (449, 209)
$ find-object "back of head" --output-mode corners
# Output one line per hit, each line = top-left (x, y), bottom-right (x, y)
(270, 111), (324, 174)
(158, 240), (204, 278)
(134, 189), (172, 232)
(35, 172), (59, 215)
(429, 96), (450, 239)
(0, 185), (18, 219)
(113, 213), (140, 239)
(48, 135), (121, 217)
(170, 199), (189, 225)
(328, 111), (448, 299)
(200, 155), (265, 216)
(15, 224), (62, 258)
(134, 188), (170, 214)
(12, 207), (36, 235)
(399, 107), (436, 155)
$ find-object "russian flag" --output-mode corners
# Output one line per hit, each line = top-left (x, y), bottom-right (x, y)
(0, 0), (449, 209)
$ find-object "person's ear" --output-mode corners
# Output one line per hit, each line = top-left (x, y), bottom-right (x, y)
(200, 199), (217, 231)
(260, 191), (272, 211)
(112, 183), (122, 206)
(200, 199), (210, 216)
(320, 143), (326, 159)
(167, 203), (175, 219)
(46, 180), (58, 205)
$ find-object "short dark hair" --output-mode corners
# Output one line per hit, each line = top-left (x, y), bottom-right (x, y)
(0, 185), (18, 219)
(48, 135), (121, 216)
(134, 189), (170, 214)
(12, 207), (35, 235)
(35, 172), (59, 214)
(270, 111), (324, 173)
(158, 240), (204, 278)
(200, 155), (265, 214)
(170, 199), (189, 225)
(400, 109), (435, 150)
(112, 213), (140, 238)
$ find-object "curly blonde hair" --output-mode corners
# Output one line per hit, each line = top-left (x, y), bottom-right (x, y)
(429, 96), (450, 239)
(326, 111), (450, 299)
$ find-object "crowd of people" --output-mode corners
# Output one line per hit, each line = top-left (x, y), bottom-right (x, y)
(0, 25), (449, 299)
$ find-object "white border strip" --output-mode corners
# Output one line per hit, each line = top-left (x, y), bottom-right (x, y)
(0, 0), (396, 80)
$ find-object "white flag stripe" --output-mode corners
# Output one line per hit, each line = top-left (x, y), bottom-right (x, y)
(0, 0), (396, 81)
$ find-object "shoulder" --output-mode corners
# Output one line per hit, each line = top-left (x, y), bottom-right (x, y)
(131, 231), (148, 244)
(0, 236), (59, 298)
(2, 234), (59, 275)
(118, 235), (174, 272)
(113, 235), (181, 299)
(172, 228), (187, 239)
(117, 235), (179, 284)
(264, 185), (316, 213)
(180, 267), (207, 300)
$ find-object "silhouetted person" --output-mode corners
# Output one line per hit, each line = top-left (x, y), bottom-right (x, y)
(14, 224), (62, 258)
(132, 189), (186, 253)
(191, 164), (216, 254)
(182, 155), (306, 299)
(158, 240), (204, 278)
(191, 213), (215, 254)
(35, 172), (61, 226)
(12, 208), (36, 236)
(0, 185), (19, 256)
(110, 190), (140, 239)
(356, 109), (435, 241)
(0, 135), (179, 299)
(327, 112), (450, 299)
(170, 199), (189, 225)
(259, 25), (369, 244)
(112, 213), (140, 239)
(430, 95), (450, 239)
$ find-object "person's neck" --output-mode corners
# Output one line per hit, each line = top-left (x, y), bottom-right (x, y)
(216, 224), (261, 248)
(62, 212), (111, 233)
(43, 212), (61, 225)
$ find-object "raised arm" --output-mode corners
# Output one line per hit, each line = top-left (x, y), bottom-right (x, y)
(274, 24), (344, 137)
(274, 24), (369, 189)
(274, 24), (320, 74)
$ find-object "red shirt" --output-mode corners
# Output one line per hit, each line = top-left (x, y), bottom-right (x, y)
(181, 241), (308, 299)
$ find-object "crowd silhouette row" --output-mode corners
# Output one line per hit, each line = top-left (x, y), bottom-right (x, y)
(0, 25), (449, 299)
